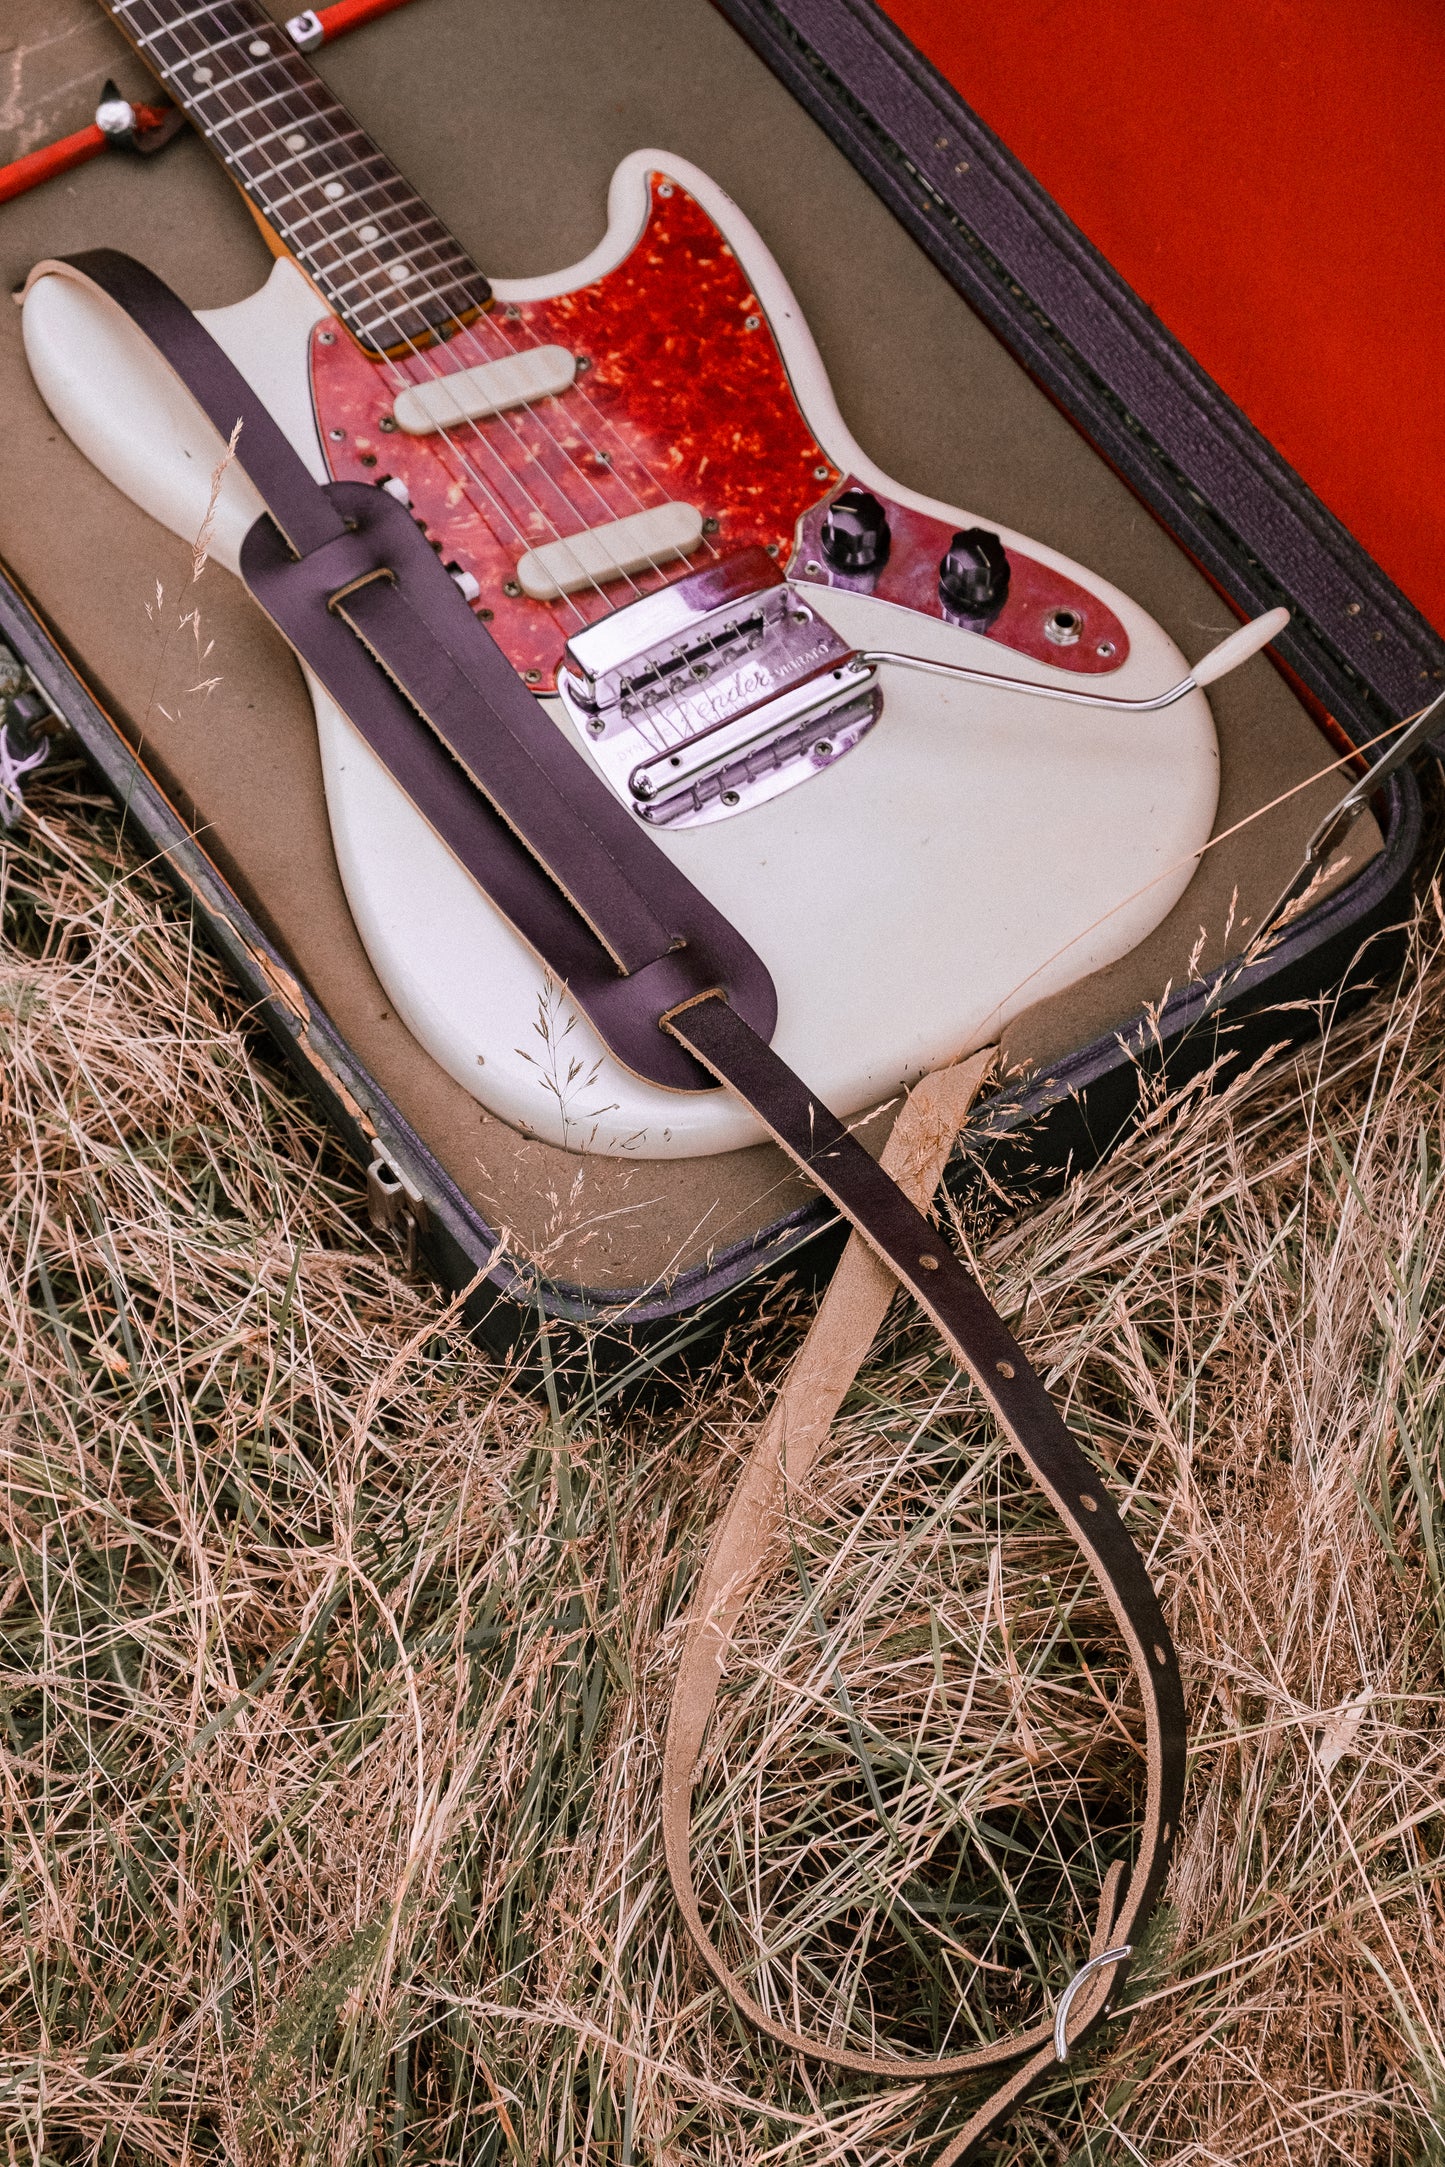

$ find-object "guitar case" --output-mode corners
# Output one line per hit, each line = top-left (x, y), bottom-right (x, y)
(0, 0), (1435, 1359)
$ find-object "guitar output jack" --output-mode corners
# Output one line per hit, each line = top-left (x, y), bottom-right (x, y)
(1044, 606), (1083, 647)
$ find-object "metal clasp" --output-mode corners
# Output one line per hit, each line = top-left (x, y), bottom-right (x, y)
(365, 1154), (429, 1273)
(1053, 1944), (1132, 2063)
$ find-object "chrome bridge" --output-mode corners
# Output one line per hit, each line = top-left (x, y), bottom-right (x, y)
(554, 547), (880, 827)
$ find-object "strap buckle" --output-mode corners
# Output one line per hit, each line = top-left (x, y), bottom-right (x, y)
(1053, 1945), (1132, 2062)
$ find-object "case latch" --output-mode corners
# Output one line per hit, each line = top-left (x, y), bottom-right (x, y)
(365, 1154), (429, 1272)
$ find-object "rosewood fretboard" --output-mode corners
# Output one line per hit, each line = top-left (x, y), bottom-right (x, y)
(103, 0), (492, 351)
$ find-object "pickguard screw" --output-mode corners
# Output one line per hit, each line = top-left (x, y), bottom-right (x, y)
(702, 516), (720, 535)
(1097, 639), (1116, 658)
(765, 543), (779, 557)
(359, 452), (377, 466)
(317, 330), (336, 345)
(505, 305), (521, 320)
(576, 355), (592, 371)
(524, 668), (542, 684)
(503, 580), (522, 597)
(813, 464), (829, 481)
(329, 427), (346, 440)
(658, 182), (674, 197)
(478, 608), (494, 621)
(804, 559), (822, 575)
(596, 450), (612, 466)
(744, 314), (761, 330)
(379, 415), (398, 431)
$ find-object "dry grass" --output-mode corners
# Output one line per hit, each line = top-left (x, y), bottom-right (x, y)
(3, 758), (1444, 2165)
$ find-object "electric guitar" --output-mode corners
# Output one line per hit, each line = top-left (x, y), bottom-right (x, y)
(21, 0), (1276, 1159)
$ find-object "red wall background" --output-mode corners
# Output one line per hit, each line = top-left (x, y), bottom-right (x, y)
(881, 0), (1445, 636)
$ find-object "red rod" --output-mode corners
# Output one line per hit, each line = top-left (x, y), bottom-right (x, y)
(0, 105), (171, 207)
(304, 0), (420, 43)
(0, 125), (107, 208)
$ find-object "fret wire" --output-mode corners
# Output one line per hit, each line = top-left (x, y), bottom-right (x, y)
(327, 277), (479, 310)
(220, 120), (369, 166)
(260, 180), (485, 286)
(147, 32), (277, 74)
(312, 239), (476, 286)
(222, 112), (370, 151)
(191, 84), (323, 128)
(313, 250), (476, 298)
(126, 3), (264, 48)
(136, 0), (265, 26)
(292, 198), (474, 263)
(222, 124), (368, 170)
(331, 253), (475, 304)
(277, 200), (478, 275)
(235, 146), (398, 192)
(185, 60), (302, 99)
(194, 69), (334, 108)
(193, 84), (338, 133)
(270, 171), (415, 222)
(316, 243), (474, 294)
(115, 0), (248, 19)
(107, 0), (493, 342)
(126, 3), (247, 42)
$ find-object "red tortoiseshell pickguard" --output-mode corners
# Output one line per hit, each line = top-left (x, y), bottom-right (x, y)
(309, 177), (1127, 690)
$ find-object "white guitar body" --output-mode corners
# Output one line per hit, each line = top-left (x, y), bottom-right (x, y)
(22, 150), (1218, 1157)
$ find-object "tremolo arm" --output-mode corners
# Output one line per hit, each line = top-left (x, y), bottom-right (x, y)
(862, 606), (1291, 713)
(558, 551), (1289, 832)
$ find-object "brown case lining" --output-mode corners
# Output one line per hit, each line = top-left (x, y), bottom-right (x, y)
(0, 0), (1379, 1292)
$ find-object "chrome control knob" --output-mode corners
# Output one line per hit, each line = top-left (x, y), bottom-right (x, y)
(820, 488), (891, 574)
(939, 526), (1011, 615)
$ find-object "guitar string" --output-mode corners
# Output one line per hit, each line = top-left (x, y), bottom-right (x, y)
(112, 8), (592, 591)
(152, 1), (721, 757)
(121, 2), (674, 615)
(115, 0), (809, 771)
(136, 0), (724, 624)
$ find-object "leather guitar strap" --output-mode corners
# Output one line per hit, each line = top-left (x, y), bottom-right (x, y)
(43, 251), (1186, 2159)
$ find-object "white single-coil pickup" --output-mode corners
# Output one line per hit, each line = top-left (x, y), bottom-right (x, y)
(391, 344), (576, 435)
(516, 502), (705, 601)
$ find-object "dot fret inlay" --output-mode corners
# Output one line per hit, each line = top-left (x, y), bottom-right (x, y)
(103, 0), (494, 351)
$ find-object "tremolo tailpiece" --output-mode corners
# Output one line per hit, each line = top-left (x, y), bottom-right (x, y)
(558, 544), (1291, 828)
(556, 548), (879, 828)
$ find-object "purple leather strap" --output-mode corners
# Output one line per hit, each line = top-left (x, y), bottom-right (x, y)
(63, 248), (777, 1092)
(59, 248), (1186, 2161)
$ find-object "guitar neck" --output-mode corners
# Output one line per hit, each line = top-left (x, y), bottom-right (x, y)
(102, 0), (492, 352)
